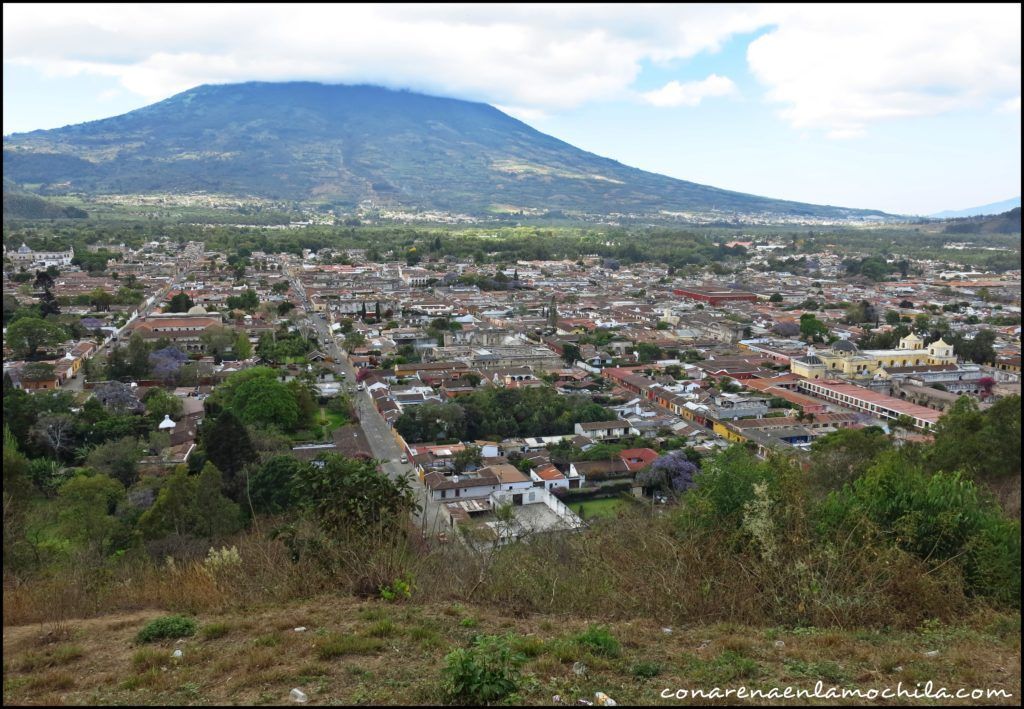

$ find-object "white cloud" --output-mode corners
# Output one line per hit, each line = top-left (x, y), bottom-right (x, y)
(998, 96), (1021, 113)
(2, 3), (1019, 138)
(747, 4), (1021, 137)
(641, 74), (737, 107)
(493, 105), (550, 123)
(2, 4), (767, 110)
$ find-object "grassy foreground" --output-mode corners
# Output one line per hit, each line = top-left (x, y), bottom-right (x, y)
(2, 597), (1019, 705)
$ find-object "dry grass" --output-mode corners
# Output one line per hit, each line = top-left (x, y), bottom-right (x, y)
(2, 597), (1019, 705)
(2, 508), (1019, 704)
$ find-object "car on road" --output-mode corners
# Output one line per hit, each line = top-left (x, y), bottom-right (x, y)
(400, 454), (408, 464)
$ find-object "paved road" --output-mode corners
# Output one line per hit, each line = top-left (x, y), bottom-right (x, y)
(301, 307), (449, 540)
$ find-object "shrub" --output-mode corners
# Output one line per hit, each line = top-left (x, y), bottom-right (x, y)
(379, 575), (413, 602)
(441, 634), (525, 705)
(574, 624), (620, 658)
(819, 451), (1022, 606)
(136, 615), (197, 643)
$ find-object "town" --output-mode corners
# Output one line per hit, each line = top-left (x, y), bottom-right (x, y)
(4, 231), (1020, 544)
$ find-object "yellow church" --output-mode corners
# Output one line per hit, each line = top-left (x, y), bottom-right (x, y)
(791, 333), (957, 380)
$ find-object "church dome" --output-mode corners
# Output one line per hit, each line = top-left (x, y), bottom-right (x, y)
(186, 304), (208, 315)
(832, 339), (859, 353)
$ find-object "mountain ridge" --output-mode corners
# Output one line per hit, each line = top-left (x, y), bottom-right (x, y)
(931, 197), (1021, 219)
(3, 81), (890, 219)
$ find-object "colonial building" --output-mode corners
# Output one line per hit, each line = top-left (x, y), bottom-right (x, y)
(790, 333), (958, 380)
(128, 313), (225, 352)
(6, 242), (75, 268)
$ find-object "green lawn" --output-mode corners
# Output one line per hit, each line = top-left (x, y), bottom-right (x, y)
(318, 406), (350, 432)
(572, 497), (631, 520)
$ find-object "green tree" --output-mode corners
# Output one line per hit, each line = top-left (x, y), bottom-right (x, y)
(234, 331), (253, 359)
(55, 473), (127, 555)
(232, 376), (300, 430)
(225, 288), (259, 312)
(144, 387), (183, 424)
(636, 342), (662, 364)
(126, 333), (151, 379)
(927, 395), (1020, 482)
(249, 455), (305, 514)
(561, 343), (581, 365)
(193, 462), (243, 538)
(799, 313), (829, 342)
(105, 344), (132, 381)
(85, 436), (142, 487)
(293, 454), (418, 536)
(138, 466), (197, 538)
(200, 325), (235, 363)
(769, 293), (783, 303)
(344, 331), (366, 350)
(453, 445), (483, 474)
(200, 411), (256, 500)
(88, 288), (114, 312)
(5, 317), (69, 358)
(166, 292), (195, 313)
(807, 427), (891, 496)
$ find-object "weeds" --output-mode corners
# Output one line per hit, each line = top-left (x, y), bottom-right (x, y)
(201, 622), (231, 640)
(136, 615), (197, 643)
(315, 633), (385, 659)
(132, 648), (166, 672)
(632, 660), (662, 678)
(574, 625), (620, 658)
(254, 632), (282, 647)
(367, 619), (396, 638)
(440, 634), (525, 705)
(15, 644), (84, 672)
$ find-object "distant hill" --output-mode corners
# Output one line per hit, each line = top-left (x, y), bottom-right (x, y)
(2, 82), (888, 219)
(2, 189), (88, 220)
(931, 197), (1021, 219)
(943, 207), (1021, 235)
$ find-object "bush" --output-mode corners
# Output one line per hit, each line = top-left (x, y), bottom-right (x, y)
(441, 634), (525, 705)
(135, 615), (197, 643)
(819, 451), (1022, 606)
(379, 575), (413, 602)
(574, 624), (620, 658)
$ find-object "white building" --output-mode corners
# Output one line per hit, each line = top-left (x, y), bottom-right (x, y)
(7, 242), (75, 269)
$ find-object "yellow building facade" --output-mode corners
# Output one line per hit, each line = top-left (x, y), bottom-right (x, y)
(790, 333), (957, 380)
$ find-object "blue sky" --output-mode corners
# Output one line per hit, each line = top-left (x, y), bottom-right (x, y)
(3, 4), (1020, 215)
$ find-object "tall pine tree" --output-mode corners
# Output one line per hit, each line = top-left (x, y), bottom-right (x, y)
(200, 410), (255, 501)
